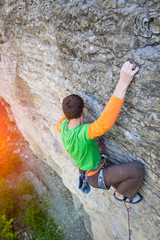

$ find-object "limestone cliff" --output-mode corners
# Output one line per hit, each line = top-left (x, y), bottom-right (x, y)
(0, 1), (159, 239)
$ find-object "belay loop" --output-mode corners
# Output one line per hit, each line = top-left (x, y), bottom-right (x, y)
(124, 202), (132, 240)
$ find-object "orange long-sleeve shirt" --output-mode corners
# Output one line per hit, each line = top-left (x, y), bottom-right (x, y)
(56, 95), (124, 139)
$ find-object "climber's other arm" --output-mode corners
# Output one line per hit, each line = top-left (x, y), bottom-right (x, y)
(56, 115), (67, 132)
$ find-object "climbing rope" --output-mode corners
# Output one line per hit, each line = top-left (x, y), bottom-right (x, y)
(124, 202), (132, 240)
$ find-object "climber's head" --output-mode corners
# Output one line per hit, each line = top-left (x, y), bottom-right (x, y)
(62, 94), (84, 120)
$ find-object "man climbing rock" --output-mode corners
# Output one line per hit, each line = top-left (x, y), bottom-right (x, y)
(56, 61), (144, 204)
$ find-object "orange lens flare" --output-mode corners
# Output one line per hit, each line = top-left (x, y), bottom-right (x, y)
(0, 101), (21, 178)
(0, 104), (9, 159)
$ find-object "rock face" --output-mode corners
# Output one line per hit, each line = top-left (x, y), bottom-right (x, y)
(0, 1), (159, 239)
(0, 97), (92, 240)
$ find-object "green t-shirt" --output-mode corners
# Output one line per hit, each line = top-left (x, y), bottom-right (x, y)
(60, 119), (101, 171)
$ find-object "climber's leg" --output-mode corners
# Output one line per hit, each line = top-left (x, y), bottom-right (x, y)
(87, 161), (144, 199)
(103, 161), (144, 199)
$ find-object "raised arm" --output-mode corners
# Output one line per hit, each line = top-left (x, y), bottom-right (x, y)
(113, 61), (139, 99)
(88, 61), (139, 139)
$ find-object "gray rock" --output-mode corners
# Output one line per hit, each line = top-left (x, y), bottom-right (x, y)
(0, 0), (159, 239)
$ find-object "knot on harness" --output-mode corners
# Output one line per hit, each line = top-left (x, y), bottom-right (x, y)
(127, 207), (132, 213)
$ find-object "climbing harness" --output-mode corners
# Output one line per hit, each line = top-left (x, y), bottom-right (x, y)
(97, 155), (110, 190)
(124, 202), (132, 240)
(98, 167), (109, 189)
(78, 155), (109, 194)
(78, 153), (111, 193)
(78, 137), (111, 193)
(78, 158), (110, 193)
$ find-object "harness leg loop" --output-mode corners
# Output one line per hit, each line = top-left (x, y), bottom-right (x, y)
(98, 167), (110, 190)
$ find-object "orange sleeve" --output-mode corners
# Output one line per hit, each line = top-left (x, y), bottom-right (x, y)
(88, 95), (124, 139)
(56, 115), (67, 132)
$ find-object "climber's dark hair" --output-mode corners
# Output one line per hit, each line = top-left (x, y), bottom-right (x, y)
(62, 94), (84, 120)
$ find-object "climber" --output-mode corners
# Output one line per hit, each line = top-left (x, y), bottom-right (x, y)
(56, 61), (144, 204)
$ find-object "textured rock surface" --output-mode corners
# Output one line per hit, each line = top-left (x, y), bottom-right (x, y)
(0, 0), (160, 239)
(0, 97), (92, 240)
